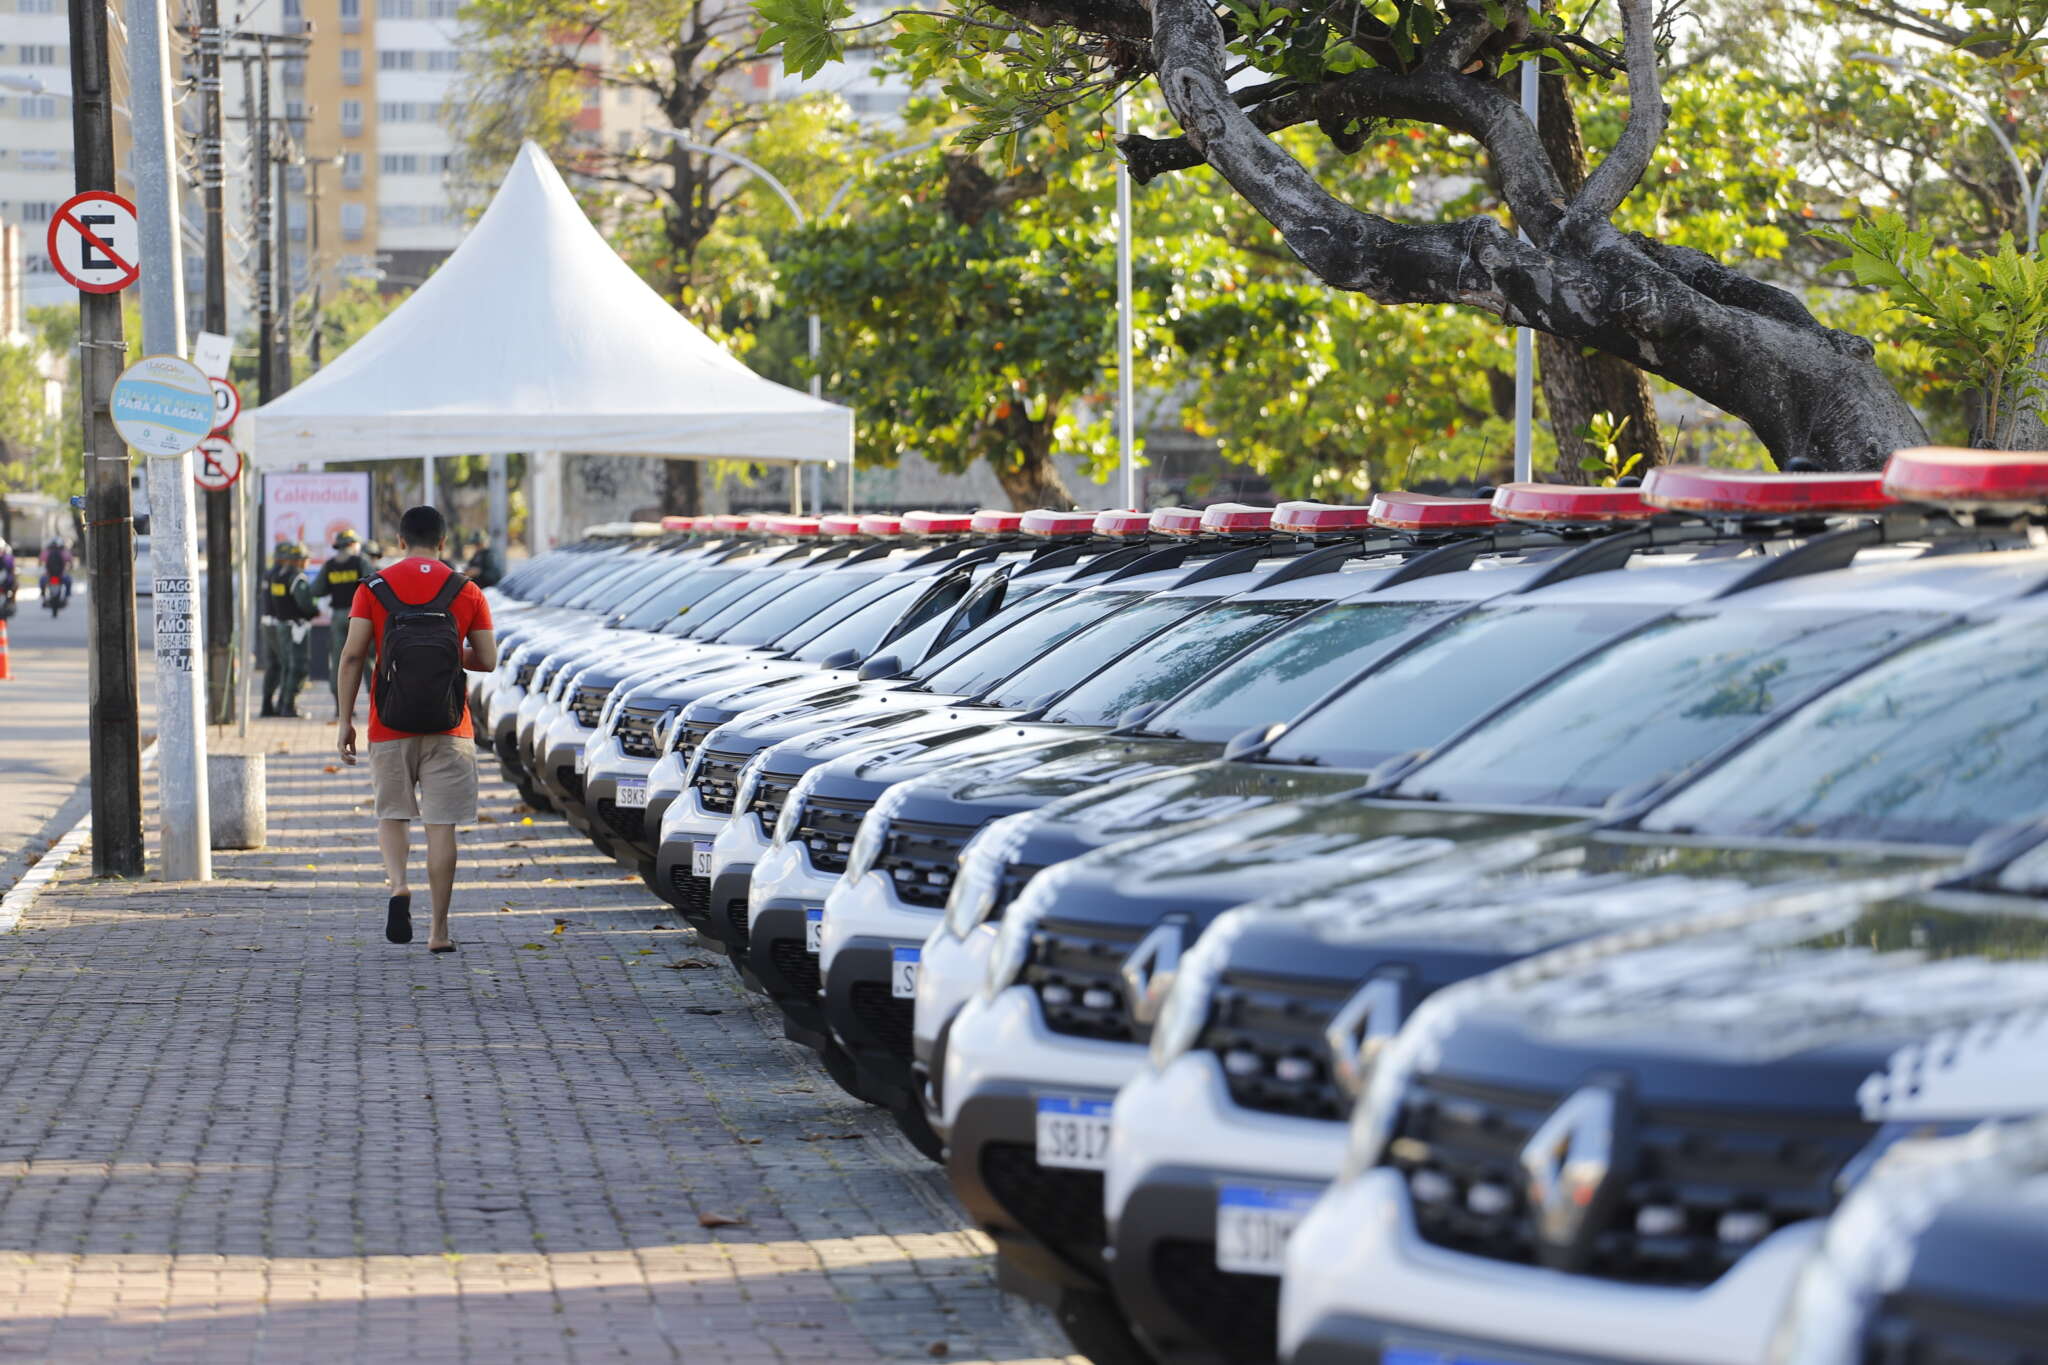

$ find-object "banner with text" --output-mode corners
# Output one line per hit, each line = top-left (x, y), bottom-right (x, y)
(264, 471), (372, 624)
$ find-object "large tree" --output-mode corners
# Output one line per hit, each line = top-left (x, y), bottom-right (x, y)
(767, 0), (2048, 470)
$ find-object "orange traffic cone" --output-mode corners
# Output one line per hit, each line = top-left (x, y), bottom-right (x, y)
(0, 617), (11, 681)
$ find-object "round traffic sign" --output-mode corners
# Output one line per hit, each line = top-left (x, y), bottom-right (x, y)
(46, 190), (140, 295)
(111, 354), (215, 457)
(194, 435), (243, 491)
(210, 376), (241, 434)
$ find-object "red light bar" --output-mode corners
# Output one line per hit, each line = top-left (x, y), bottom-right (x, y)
(857, 514), (903, 536)
(1021, 509), (1098, 537)
(1201, 503), (1274, 535)
(1369, 491), (1502, 532)
(1640, 465), (1893, 516)
(1884, 447), (2048, 507)
(765, 515), (821, 537)
(710, 515), (753, 533)
(971, 509), (1026, 534)
(1273, 501), (1375, 534)
(660, 515), (694, 531)
(1094, 510), (1152, 538)
(817, 514), (863, 537)
(1151, 507), (1207, 537)
(901, 510), (975, 536)
(1491, 483), (1660, 524)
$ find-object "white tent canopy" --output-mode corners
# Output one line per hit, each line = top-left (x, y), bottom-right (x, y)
(245, 141), (851, 467)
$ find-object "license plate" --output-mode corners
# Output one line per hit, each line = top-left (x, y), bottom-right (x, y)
(617, 779), (648, 809)
(805, 908), (823, 953)
(891, 945), (919, 999)
(1215, 1183), (1322, 1276)
(1034, 1096), (1112, 1171)
(1383, 1345), (1561, 1365)
(692, 842), (712, 878)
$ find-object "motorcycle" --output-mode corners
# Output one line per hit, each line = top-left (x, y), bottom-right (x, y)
(41, 573), (69, 617)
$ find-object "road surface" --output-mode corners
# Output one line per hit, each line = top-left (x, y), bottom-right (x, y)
(0, 587), (157, 888)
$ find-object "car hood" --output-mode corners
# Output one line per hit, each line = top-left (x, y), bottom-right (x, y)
(800, 717), (1067, 806)
(681, 669), (860, 734)
(708, 682), (959, 756)
(881, 734), (1223, 829)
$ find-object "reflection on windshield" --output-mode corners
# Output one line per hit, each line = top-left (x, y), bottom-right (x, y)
(1397, 609), (1932, 810)
(1643, 614), (2048, 845)
(1041, 599), (1311, 725)
(915, 592), (1146, 697)
(980, 596), (1217, 710)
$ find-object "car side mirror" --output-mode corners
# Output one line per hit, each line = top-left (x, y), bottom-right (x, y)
(1363, 749), (1426, 789)
(1115, 700), (1166, 733)
(1222, 722), (1285, 761)
(819, 647), (860, 671)
(1013, 689), (1065, 721)
(856, 653), (902, 682)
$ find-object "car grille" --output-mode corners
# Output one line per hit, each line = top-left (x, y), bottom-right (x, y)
(672, 718), (721, 768)
(596, 799), (645, 845)
(874, 819), (980, 909)
(1196, 970), (1354, 1121)
(1864, 1299), (2048, 1365)
(989, 862), (1046, 925)
(555, 764), (584, 804)
(666, 866), (710, 923)
(616, 707), (664, 759)
(693, 752), (746, 815)
(847, 980), (915, 1059)
(1022, 918), (1146, 1043)
(795, 795), (872, 874)
(767, 936), (821, 1002)
(513, 661), (537, 690)
(1383, 1074), (1875, 1287)
(748, 774), (798, 835)
(570, 683), (611, 729)
(979, 1141), (1106, 1277)
(726, 899), (751, 952)
(1150, 1238), (1280, 1364)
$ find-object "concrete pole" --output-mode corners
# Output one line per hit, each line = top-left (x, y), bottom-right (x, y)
(129, 0), (211, 880)
(1115, 98), (1136, 508)
(1512, 32), (1539, 484)
(528, 451), (559, 555)
(488, 453), (509, 559)
(422, 455), (438, 512)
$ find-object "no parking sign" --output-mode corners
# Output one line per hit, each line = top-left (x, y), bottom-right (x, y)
(45, 190), (140, 295)
(194, 436), (243, 491)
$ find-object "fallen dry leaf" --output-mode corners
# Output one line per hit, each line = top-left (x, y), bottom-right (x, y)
(518, 943), (546, 951)
(322, 764), (340, 774)
(683, 1006), (722, 1016)
(928, 1344), (949, 1359)
(697, 1211), (744, 1228)
(236, 946), (262, 952)
(650, 923), (673, 931)
(476, 813), (498, 824)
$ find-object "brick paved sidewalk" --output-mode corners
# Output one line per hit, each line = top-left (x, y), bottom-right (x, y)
(0, 726), (1079, 1364)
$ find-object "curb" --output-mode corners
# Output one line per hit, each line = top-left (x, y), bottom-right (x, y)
(0, 740), (159, 933)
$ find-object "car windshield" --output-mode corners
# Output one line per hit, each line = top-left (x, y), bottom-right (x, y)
(777, 576), (915, 655)
(901, 584), (1072, 679)
(1640, 613), (2048, 845)
(1132, 598), (1470, 743)
(610, 569), (725, 630)
(707, 571), (881, 647)
(912, 590), (1149, 697)
(563, 559), (663, 610)
(1037, 598), (1318, 724)
(1395, 608), (1937, 810)
(655, 566), (782, 635)
(1266, 602), (1665, 771)
(681, 568), (812, 638)
(978, 595), (1224, 710)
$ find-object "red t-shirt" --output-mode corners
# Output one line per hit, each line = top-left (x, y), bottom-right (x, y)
(349, 557), (493, 743)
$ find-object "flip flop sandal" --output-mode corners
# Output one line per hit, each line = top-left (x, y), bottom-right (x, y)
(429, 944), (457, 954)
(385, 894), (413, 944)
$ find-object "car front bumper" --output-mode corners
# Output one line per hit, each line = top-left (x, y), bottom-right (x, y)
(581, 739), (659, 865)
(912, 923), (998, 1139)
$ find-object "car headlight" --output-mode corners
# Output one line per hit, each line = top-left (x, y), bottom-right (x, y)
(944, 812), (1037, 940)
(1147, 912), (1246, 1070)
(730, 751), (770, 814)
(652, 707), (682, 753)
(773, 765), (829, 846)
(844, 785), (908, 881)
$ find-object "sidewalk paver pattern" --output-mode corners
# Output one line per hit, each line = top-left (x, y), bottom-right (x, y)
(0, 733), (1079, 1364)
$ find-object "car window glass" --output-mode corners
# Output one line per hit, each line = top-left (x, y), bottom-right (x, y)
(904, 587), (1074, 679)
(777, 576), (907, 654)
(981, 596), (1220, 710)
(564, 560), (664, 609)
(657, 567), (782, 634)
(1266, 603), (1664, 771)
(1039, 599), (1314, 724)
(789, 578), (933, 662)
(1146, 599), (1468, 744)
(613, 570), (722, 630)
(682, 571), (805, 638)
(707, 572), (878, 647)
(1641, 616), (2048, 844)
(650, 569), (751, 633)
(1397, 609), (1934, 809)
(915, 590), (1147, 697)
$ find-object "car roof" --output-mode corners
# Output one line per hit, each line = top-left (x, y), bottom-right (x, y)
(1693, 545), (2048, 614)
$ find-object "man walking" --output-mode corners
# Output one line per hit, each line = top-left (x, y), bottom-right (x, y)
(336, 506), (496, 953)
(313, 529), (371, 707)
(261, 543), (318, 718)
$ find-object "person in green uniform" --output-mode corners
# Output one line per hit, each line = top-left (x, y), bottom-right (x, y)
(462, 531), (504, 589)
(314, 529), (372, 703)
(261, 543), (319, 718)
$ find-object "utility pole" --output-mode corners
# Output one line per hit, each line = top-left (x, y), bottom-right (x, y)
(198, 0), (235, 724)
(254, 47), (275, 406)
(274, 137), (293, 392)
(67, 0), (143, 877)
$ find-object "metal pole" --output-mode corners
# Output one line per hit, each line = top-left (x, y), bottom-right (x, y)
(69, 0), (144, 877)
(199, 0), (235, 726)
(254, 47), (274, 406)
(1115, 98), (1136, 508)
(129, 0), (210, 880)
(274, 142), (294, 392)
(422, 454), (437, 511)
(1513, 47), (1538, 484)
(488, 453), (509, 559)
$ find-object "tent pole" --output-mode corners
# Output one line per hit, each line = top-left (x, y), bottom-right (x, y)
(422, 454), (438, 514)
(488, 453), (509, 559)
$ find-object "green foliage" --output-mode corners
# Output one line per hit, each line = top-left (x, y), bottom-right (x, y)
(1578, 414), (1644, 485)
(1820, 215), (2048, 444)
(0, 307), (78, 507)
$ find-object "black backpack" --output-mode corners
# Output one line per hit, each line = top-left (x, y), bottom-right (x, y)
(366, 572), (467, 734)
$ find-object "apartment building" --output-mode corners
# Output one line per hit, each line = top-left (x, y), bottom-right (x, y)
(0, 0), (98, 312)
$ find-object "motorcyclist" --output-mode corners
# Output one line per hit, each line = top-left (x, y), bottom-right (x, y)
(40, 538), (71, 607)
(0, 537), (16, 617)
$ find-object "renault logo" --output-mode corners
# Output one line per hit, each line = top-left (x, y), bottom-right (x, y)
(1518, 1082), (1631, 1270)
(1120, 919), (1185, 1026)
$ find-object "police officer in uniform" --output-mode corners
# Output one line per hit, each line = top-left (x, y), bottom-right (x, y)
(462, 530), (505, 589)
(261, 543), (319, 717)
(313, 529), (372, 704)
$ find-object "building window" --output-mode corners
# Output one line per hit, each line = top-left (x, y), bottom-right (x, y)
(424, 0), (458, 17)
(340, 47), (361, 84)
(340, 99), (363, 136)
(19, 96), (58, 120)
(341, 150), (363, 189)
(281, 0), (301, 16)
(379, 152), (417, 174)
(340, 202), (367, 240)
(340, 0), (361, 32)
(424, 50), (458, 71)
(377, 101), (428, 122)
(377, 49), (414, 70)
(17, 45), (59, 66)
(377, 0), (416, 17)
(284, 100), (307, 123)
(18, 201), (57, 223)
(16, 0), (55, 13)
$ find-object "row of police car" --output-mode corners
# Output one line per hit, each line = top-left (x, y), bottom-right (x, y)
(473, 449), (2048, 1365)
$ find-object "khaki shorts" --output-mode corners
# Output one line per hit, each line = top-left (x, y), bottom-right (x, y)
(369, 735), (478, 824)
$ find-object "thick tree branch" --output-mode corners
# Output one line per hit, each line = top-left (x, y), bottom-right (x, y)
(1574, 0), (1666, 220)
(984, 0), (1153, 40)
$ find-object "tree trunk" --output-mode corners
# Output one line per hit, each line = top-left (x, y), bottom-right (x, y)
(1535, 69), (1663, 482)
(989, 418), (1076, 509)
(662, 459), (703, 516)
(1995, 338), (2048, 451)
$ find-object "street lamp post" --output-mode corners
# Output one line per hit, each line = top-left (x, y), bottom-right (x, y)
(1850, 52), (2047, 254)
